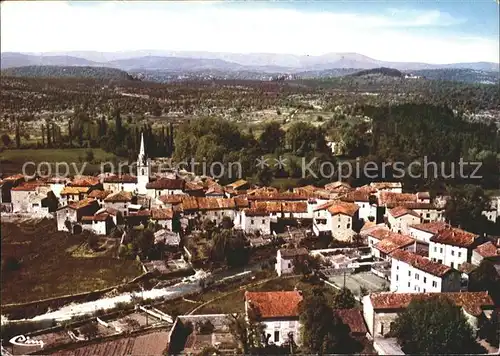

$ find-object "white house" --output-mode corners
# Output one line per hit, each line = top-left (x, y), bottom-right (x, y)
(197, 197), (236, 225)
(407, 222), (444, 244)
(10, 182), (50, 213)
(390, 249), (461, 293)
(238, 207), (271, 235)
(313, 201), (360, 241)
(372, 232), (415, 261)
(81, 211), (114, 235)
(366, 227), (392, 249)
(482, 198), (499, 223)
(56, 198), (100, 233)
(59, 186), (90, 205)
(87, 189), (112, 207)
(341, 190), (377, 222)
(386, 207), (420, 235)
(471, 241), (500, 266)
(146, 178), (185, 199)
(103, 190), (133, 217)
(275, 248), (309, 276)
(362, 291), (495, 338)
(151, 208), (174, 230)
(245, 291), (303, 346)
(429, 225), (481, 269)
(102, 174), (138, 194)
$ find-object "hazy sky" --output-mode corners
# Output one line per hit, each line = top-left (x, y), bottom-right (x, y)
(1, 0), (499, 63)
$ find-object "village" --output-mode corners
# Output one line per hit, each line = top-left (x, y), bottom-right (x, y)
(1, 133), (499, 355)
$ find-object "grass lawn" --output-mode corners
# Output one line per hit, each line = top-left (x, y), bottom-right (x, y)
(192, 275), (337, 315)
(1, 220), (142, 304)
(0, 148), (116, 163)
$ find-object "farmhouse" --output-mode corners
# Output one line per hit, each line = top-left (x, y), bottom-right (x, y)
(81, 211), (115, 235)
(10, 181), (51, 213)
(362, 291), (495, 338)
(56, 198), (100, 233)
(471, 241), (500, 266)
(197, 197), (236, 225)
(313, 201), (360, 241)
(275, 248), (309, 276)
(245, 291), (303, 346)
(390, 249), (461, 293)
(103, 190), (133, 216)
(238, 207), (271, 235)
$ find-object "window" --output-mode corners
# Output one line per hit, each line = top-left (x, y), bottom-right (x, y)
(380, 323), (384, 335)
(396, 265), (399, 270)
(262, 219), (265, 224)
(396, 275), (398, 281)
(451, 250), (454, 256)
(432, 281), (437, 287)
(338, 225), (340, 228)
(450, 262), (454, 268)
(424, 277), (427, 283)
(408, 282), (410, 287)
(251, 219), (254, 225)
(347, 223), (351, 229)
(415, 273), (419, 280)
(408, 271), (411, 277)
(434, 247), (437, 252)
(288, 263), (292, 268)
(274, 331), (280, 343)
(440, 248), (443, 253)
(458, 252), (462, 258)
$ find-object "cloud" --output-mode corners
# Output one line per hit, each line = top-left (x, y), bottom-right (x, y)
(0, 1), (497, 63)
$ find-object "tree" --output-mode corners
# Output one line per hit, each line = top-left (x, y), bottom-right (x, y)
(299, 288), (351, 354)
(332, 287), (356, 309)
(392, 296), (477, 354)
(468, 259), (500, 305)
(1, 133), (11, 147)
(227, 313), (265, 354)
(137, 229), (155, 259)
(259, 122), (284, 153)
(445, 185), (489, 234)
(293, 254), (319, 276)
(87, 234), (99, 251)
(15, 119), (21, 148)
(257, 166), (274, 187)
(85, 149), (95, 162)
(80, 322), (99, 340)
(221, 216), (234, 230)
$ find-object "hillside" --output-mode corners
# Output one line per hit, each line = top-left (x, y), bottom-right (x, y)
(1, 65), (137, 81)
(349, 67), (403, 78)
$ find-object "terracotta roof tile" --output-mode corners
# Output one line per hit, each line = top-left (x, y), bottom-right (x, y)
(313, 200), (338, 212)
(341, 190), (372, 203)
(459, 262), (477, 274)
(11, 182), (48, 191)
(180, 196), (199, 211)
(379, 192), (417, 206)
(390, 249), (452, 277)
(234, 197), (249, 208)
(410, 222), (449, 234)
(226, 179), (249, 190)
(389, 202), (441, 210)
(245, 291), (303, 319)
(103, 174), (137, 183)
(60, 186), (90, 195)
(369, 291), (494, 317)
(151, 208), (174, 220)
(324, 181), (352, 192)
(243, 207), (269, 217)
(334, 309), (367, 334)
(327, 202), (359, 217)
(104, 191), (133, 203)
(88, 190), (112, 199)
(205, 184), (225, 195)
(389, 206), (421, 219)
(69, 176), (100, 187)
(159, 194), (185, 205)
(374, 234), (415, 254)
(146, 178), (185, 190)
(68, 198), (97, 210)
(370, 182), (402, 190)
(430, 226), (479, 248)
(197, 197), (236, 210)
(2, 174), (25, 182)
(253, 201), (282, 213)
(474, 242), (500, 258)
(185, 181), (204, 191)
(281, 201), (307, 213)
(367, 228), (394, 241)
(81, 212), (110, 222)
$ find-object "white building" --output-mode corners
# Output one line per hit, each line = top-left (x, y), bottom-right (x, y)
(386, 207), (420, 234)
(197, 197), (236, 225)
(137, 133), (150, 195)
(245, 291), (303, 346)
(81, 211), (114, 235)
(471, 241), (500, 266)
(151, 208), (174, 230)
(102, 174), (138, 194)
(10, 183), (50, 213)
(103, 190), (133, 217)
(146, 178), (185, 199)
(429, 225), (481, 269)
(372, 232), (415, 260)
(362, 291), (495, 338)
(390, 249), (461, 293)
(341, 190), (377, 222)
(275, 248), (309, 276)
(313, 201), (360, 241)
(238, 207), (271, 235)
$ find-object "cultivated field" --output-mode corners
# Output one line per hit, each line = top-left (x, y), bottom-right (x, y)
(1, 219), (142, 304)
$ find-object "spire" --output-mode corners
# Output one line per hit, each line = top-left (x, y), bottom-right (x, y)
(139, 132), (145, 157)
(138, 132), (146, 165)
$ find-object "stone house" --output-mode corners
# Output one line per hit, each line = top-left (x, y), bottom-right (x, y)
(275, 248), (309, 276)
(386, 206), (421, 234)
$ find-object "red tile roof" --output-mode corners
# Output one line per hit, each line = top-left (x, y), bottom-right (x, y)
(474, 242), (500, 258)
(69, 176), (100, 187)
(367, 228), (393, 241)
(379, 192), (417, 206)
(11, 182), (47, 191)
(370, 182), (402, 190)
(104, 191), (133, 203)
(234, 197), (249, 208)
(390, 249), (452, 277)
(328, 202), (359, 217)
(2, 174), (25, 182)
(313, 200), (338, 212)
(146, 178), (185, 190)
(374, 234), (415, 254)
(103, 174), (137, 183)
(243, 207), (269, 217)
(389, 206), (421, 219)
(279, 248), (309, 258)
(88, 189), (112, 199)
(430, 226), (479, 248)
(410, 222), (449, 234)
(68, 198), (97, 210)
(60, 186), (90, 195)
(151, 208), (174, 220)
(226, 179), (249, 190)
(369, 291), (494, 317)
(281, 201), (308, 213)
(324, 181), (352, 192)
(180, 196), (199, 211)
(159, 194), (185, 205)
(334, 309), (367, 334)
(341, 190), (372, 203)
(81, 212), (110, 222)
(197, 197), (236, 210)
(245, 291), (303, 319)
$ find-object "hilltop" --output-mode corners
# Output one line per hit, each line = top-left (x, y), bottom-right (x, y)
(1, 65), (138, 81)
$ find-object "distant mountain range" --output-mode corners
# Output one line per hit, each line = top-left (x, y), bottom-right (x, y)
(1, 51), (498, 84)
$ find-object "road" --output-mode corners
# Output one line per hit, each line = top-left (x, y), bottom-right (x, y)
(4, 267), (260, 323)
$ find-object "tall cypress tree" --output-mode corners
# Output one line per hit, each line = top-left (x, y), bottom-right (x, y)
(15, 119), (21, 149)
(68, 120), (72, 148)
(46, 119), (52, 148)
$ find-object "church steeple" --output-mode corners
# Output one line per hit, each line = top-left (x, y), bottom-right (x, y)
(138, 132), (146, 165)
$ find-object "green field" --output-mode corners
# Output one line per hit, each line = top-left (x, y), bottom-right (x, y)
(0, 148), (116, 163)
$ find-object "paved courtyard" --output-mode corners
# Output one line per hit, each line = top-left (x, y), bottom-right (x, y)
(327, 271), (388, 296)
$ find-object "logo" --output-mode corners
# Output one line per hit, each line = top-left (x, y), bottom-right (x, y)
(8, 335), (44, 349)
